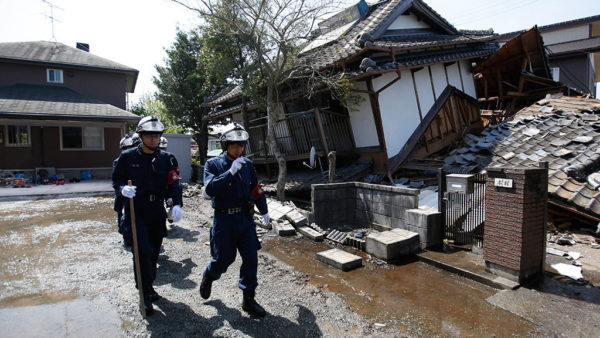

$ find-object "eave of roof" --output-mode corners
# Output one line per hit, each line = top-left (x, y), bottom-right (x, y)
(0, 83), (140, 121)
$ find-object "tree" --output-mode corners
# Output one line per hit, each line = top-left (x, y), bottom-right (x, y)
(130, 93), (184, 134)
(154, 28), (235, 164)
(171, 0), (346, 201)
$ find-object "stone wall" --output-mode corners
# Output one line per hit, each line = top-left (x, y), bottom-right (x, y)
(484, 166), (547, 283)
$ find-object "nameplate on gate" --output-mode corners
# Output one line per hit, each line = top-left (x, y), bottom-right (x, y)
(494, 178), (513, 188)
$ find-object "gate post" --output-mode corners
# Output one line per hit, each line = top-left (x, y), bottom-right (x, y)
(483, 166), (548, 284)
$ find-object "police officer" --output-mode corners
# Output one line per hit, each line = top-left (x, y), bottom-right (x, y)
(112, 116), (183, 315)
(159, 136), (168, 151)
(114, 134), (137, 247)
(200, 123), (270, 317)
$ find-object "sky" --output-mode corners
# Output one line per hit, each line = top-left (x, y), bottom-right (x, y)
(1, 0), (599, 104)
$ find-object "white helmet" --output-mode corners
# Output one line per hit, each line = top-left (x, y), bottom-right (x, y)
(220, 123), (249, 145)
(119, 135), (134, 149)
(159, 136), (168, 149)
(136, 116), (165, 134)
(131, 133), (141, 146)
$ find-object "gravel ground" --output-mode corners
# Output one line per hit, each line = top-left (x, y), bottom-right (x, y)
(0, 193), (408, 337)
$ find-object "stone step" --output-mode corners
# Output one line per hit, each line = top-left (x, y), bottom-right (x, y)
(316, 248), (362, 271)
(346, 236), (366, 251)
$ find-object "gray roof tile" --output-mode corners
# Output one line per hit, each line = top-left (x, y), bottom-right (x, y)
(0, 83), (138, 121)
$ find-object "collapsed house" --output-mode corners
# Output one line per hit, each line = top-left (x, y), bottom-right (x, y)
(202, 0), (497, 178)
(437, 95), (600, 225)
(473, 27), (581, 125)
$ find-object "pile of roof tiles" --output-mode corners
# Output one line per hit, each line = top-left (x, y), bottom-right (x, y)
(441, 95), (600, 218)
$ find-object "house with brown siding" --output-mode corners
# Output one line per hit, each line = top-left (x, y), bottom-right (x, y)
(0, 41), (140, 179)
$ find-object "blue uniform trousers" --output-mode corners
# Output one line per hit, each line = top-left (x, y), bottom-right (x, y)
(131, 215), (164, 290)
(204, 212), (261, 290)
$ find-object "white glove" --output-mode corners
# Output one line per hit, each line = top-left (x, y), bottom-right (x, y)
(172, 205), (182, 223)
(262, 213), (270, 225)
(166, 198), (173, 207)
(121, 185), (136, 198)
(229, 157), (246, 175)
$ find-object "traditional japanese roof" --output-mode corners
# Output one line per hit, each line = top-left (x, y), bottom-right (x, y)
(440, 95), (600, 219)
(298, 0), (497, 71)
(0, 41), (139, 92)
(0, 83), (140, 121)
(204, 0), (497, 120)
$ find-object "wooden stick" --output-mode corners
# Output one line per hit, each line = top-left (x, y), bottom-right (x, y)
(128, 180), (146, 318)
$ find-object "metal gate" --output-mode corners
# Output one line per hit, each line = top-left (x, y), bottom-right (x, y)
(439, 171), (487, 247)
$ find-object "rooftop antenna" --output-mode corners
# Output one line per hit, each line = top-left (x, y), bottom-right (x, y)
(42, 0), (63, 41)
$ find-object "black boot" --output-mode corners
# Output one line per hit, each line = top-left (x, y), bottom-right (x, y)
(143, 294), (154, 315)
(199, 275), (213, 300)
(144, 286), (161, 302)
(242, 289), (266, 317)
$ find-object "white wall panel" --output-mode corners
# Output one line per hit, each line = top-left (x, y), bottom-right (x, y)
(542, 26), (589, 45)
(413, 67), (436, 116)
(446, 62), (463, 91)
(348, 81), (379, 148)
(374, 71), (421, 157)
(388, 12), (430, 30)
(460, 60), (477, 98)
(430, 64), (448, 99)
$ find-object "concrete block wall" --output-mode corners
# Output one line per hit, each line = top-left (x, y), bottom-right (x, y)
(405, 209), (442, 249)
(312, 182), (419, 229)
(484, 166), (547, 283)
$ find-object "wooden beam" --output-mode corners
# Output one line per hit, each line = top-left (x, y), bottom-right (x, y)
(502, 80), (519, 90)
(411, 70), (424, 121)
(457, 61), (465, 92)
(428, 65), (437, 99)
(366, 79), (387, 152)
(376, 74), (401, 94)
(313, 108), (330, 155)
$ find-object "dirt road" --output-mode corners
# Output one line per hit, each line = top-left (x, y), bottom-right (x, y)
(0, 191), (598, 337)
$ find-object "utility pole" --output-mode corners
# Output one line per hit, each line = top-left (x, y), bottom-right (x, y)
(42, 0), (63, 41)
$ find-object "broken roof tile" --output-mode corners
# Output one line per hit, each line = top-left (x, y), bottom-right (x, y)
(573, 135), (594, 144)
(551, 138), (572, 147)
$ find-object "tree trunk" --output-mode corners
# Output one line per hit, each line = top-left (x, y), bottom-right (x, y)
(196, 119), (209, 165)
(265, 84), (287, 201)
(241, 95), (249, 128)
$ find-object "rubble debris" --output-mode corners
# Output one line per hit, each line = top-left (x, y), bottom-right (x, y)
(316, 248), (362, 271)
(326, 230), (348, 244)
(557, 236), (577, 246)
(547, 247), (567, 256)
(273, 220), (296, 236)
(297, 226), (325, 241)
(346, 237), (366, 251)
(567, 251), (581, 260)
(551, 263), (584, 281)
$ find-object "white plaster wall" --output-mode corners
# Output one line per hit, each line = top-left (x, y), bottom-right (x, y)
(542, 25), (589, 45)
(446, 62), (463, 91)
(373, 71), (421, 157)
(388, 12), (430, 30)
(348, 81), (379, 148)
(430, 64), (448, 99)
(459, 60), (477, 98)
(413, 68), (436, 116)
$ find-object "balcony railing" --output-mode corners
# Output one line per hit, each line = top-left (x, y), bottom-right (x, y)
(247, 108), (355, 163)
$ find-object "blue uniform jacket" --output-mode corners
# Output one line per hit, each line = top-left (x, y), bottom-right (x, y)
(112, 145), (183, 226)
(204, 153), (267, 215)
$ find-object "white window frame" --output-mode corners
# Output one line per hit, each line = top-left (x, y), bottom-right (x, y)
(47, 69), (64, 83)
(5, 125), (31, 147)
(59, 126), (105, 151)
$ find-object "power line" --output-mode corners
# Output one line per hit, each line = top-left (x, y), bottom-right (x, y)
(448, 0), (524, 23)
